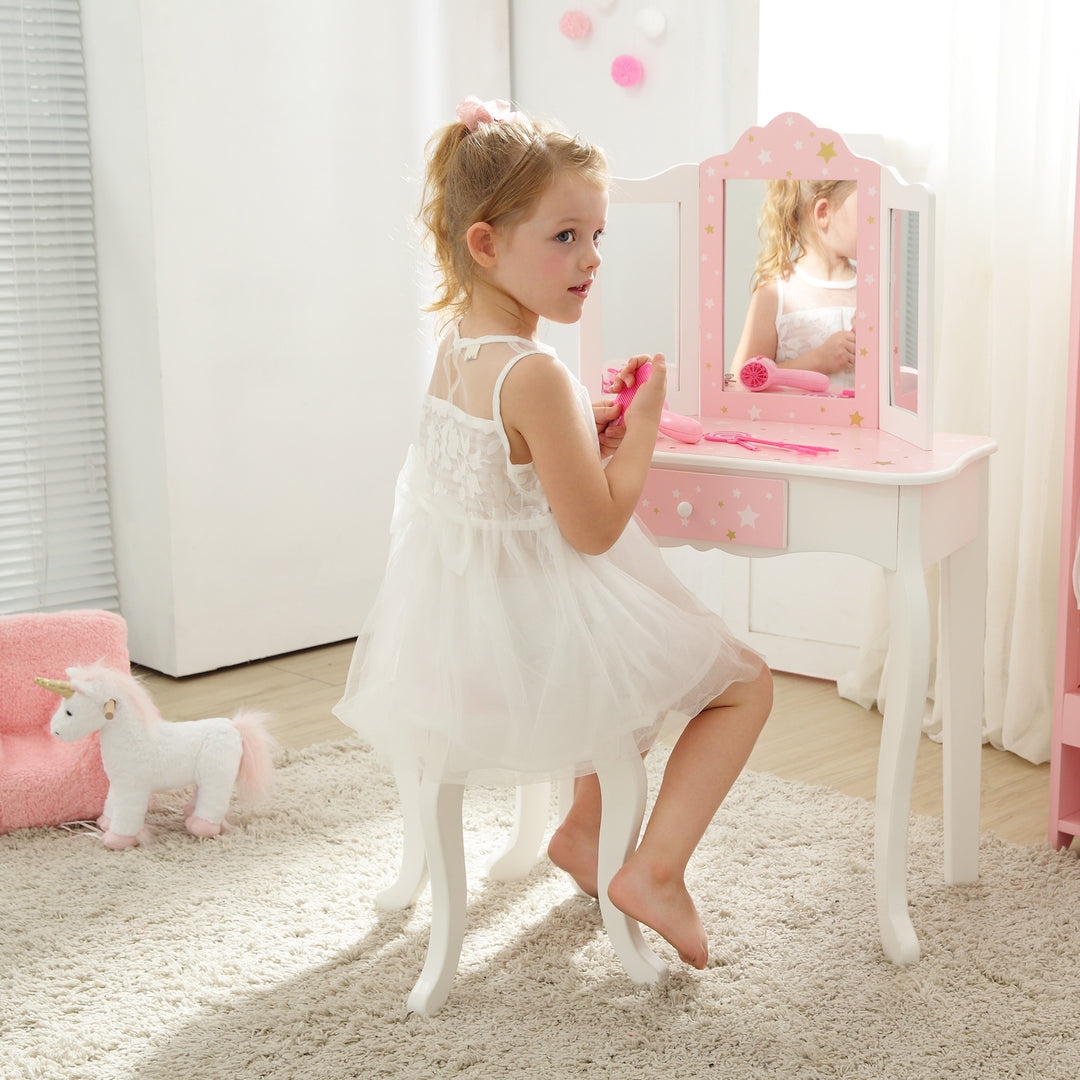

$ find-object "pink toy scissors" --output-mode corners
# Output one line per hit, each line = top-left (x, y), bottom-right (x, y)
(703, 430), (839, 456)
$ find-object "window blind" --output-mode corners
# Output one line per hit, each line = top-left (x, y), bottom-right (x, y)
(0, 0), (118, 614)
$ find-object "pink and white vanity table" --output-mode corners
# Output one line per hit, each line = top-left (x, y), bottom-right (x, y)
(583, 115), (997, 962)
(1050, 110), (1080, 851)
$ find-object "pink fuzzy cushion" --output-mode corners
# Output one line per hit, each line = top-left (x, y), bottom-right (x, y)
(0, 609), (130, 833)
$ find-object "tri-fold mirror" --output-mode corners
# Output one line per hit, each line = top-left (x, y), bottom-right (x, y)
(581, 113), (935, 449)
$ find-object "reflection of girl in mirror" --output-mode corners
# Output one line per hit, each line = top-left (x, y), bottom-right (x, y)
(732, 179), (858, 389)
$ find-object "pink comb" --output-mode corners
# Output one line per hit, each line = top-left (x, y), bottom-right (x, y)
(611, 361), (653, 417)
(603, 364), (703, 444)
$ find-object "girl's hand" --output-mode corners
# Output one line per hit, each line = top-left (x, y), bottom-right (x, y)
(812, 330), (856, 375)
(599, 353), (666, 448)
(593, 399), (624, 457)
(620, 353), (667, 423)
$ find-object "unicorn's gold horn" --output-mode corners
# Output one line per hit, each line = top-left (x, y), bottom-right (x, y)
(34, 676), (75, 698)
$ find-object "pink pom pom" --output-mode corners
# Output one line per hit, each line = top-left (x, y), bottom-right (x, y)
(559, 10), (591, 40)
(611, 54), (644, 88)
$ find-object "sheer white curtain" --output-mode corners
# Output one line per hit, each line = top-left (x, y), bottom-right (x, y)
(766, 0), (1080, 762)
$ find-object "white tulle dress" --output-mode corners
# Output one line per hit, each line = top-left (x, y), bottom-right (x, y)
(333, 330), (764, 784)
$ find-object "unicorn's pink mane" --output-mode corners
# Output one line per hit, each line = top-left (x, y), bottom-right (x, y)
(69, 661), (164, 728)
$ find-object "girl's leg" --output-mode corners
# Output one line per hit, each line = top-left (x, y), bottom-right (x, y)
(548, 773), (603, 898)
(608, 665), (773, 969)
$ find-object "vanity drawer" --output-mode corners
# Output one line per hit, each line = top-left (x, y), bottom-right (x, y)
(638, 468), (787, 549)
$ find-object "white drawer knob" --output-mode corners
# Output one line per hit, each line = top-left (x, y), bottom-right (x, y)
(676, 500), (693, 519)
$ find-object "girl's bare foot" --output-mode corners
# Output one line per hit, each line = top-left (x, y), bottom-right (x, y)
(607, 858), (708, 969)
(547, 819), (599, 898)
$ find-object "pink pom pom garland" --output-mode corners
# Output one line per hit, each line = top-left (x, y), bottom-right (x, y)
(611, 54), (644, 87)
(559, 9), (591, 40)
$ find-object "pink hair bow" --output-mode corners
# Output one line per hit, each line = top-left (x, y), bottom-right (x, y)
(456, 96), (519, 132)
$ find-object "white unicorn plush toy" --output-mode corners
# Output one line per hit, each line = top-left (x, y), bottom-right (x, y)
(36, 663), (275, 850)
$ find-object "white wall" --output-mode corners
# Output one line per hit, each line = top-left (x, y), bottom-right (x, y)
(509, 0), (759, 617)
(83, 0), (510, 675)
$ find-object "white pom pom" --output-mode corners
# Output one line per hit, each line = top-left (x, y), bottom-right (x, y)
(636, 7), (666, 39)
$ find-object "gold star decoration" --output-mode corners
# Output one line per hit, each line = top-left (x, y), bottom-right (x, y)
(818, 141), (837, 164)
(716, 500), (724, 508)
(849, 411), (864, 426)
(705, 224), (715, 234)
(873, 460), (893, 466)
(726, 530), (737, 541)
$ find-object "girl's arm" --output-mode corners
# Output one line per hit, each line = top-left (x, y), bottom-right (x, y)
(730, 282), (779, 374)
(501, 352), (666, 555)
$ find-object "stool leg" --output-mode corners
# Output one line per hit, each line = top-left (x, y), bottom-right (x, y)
(377, 767), (429, 911)
(486, 781), (550, 881)
(406, 778), (467, 1017)
(595, 755), (667, 984)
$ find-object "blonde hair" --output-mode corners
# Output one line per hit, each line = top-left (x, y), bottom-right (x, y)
(751, 178), (857, 291)
(418, 108), (609, 327)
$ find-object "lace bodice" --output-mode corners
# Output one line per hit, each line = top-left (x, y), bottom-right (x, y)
(775, 264), (856, 386)
(415, 331), (595, 524)
(418, 396), (551, 523)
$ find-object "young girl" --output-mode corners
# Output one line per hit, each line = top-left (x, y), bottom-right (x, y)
(731, 178), (858, 388)
(334, 96), (772, 970)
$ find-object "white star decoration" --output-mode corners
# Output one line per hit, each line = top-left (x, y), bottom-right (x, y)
(757, 149), (772, 165)
(749, 406), (762, 421)
(738, 505), (759, 528)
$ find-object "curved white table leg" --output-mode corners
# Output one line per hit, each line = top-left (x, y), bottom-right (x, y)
(377, 766), (428, 911)
(876, 487), (930, 965)
(595, 754), (666, 984)
(406, 779), (466, 1017)
(486, 781), (550, 881)
(939, 459), (988, 884)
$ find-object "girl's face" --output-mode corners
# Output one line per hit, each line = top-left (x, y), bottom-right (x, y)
(488, 173), (608, 329)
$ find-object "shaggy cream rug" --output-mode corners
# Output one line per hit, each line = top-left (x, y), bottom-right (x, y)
(2, 739), (1079, 1079)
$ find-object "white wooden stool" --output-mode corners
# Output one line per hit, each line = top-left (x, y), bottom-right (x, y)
(379, 754), (667, 1016)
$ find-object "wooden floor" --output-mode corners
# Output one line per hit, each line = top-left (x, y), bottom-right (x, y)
(136, 641), (1054, 849)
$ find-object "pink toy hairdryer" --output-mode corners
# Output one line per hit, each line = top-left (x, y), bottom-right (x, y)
(605, 364), (704, 444)
(738, 356), (829, 393)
